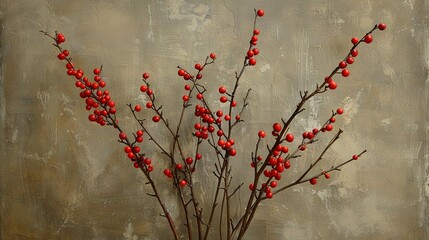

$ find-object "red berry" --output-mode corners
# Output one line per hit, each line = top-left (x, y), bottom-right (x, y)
(196, 93), (203, 100)
(324, 173), (331, 179)
(328, 81), (337, 90)
(351, 49), (358, 57)
(247, 50), (254, 58)
(57, 53), (66, 60)
(378, 23), (387, 31)
(135, 105), (142, 112)
(309, 178), (317, 185)
(146, 102), (153, 109)
(179, 180), (187, 187)
(329, 117), (336, 123)
(285, 133), (294, 142)
(231, 101), (237, 107)
(196, 74), (202, 79)
(224, 115), (231, 121)
(152, 116), (160, 122)
(163, 169), (171, 176)
(216, 110), (223, 117)
(253, 29), (260, 35)
(253, 48), (259, 55)
(336, 108), (344, 115)
(299, 145), (306, 151)
(353, 155), (359, 160)
(325, 124), (333, 131)
(248, 58), (256, 66)
(229, 149), (237, 156)
(182, 95), (189, 102)
(266, 192), (273, 199)
(186, 157), (193, 165)
(351, 37), (359, 45)
(210, 53), (216, 60)
(270, 181), (277, 188)
(219, 86), (227, 94)
(136, 130), (144, 136)
(184, 85), (191, 91)
(346, 56), (354, 64)
(142, 72), (150, 79)
(133, 162), (139, 168)
(249, 183), (254, 190)
(178, 69), (186, 76)
(364, 35), (373, 43)
(56, 33), (65, 43)
(176, 164), (183, 170)
(339, 61), (347, 69)
(235, 115), (240, 121)
(66, 63), (74, 69)
(307, 132), (314, 139)
(217, 130), (224, 136)
(257, 9), (264, 17)
(341, 69), (350, 77)
(93, 68), (101, 75)
(324, 77), (333, 83)
(220, 96), (228, 103)
(258, 131), (266, 138)
(119, 132), (127, 140)
(184, 74), (191, 80)
(195, 63), (203, 71)
(62, 50), (69, 56)
(140, 85), (147, 92)
(272, 123), (281, 132)
(146, 89), (153, 95)
(251, 35), (258, 42)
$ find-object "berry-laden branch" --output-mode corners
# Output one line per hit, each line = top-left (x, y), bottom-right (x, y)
(42, 8), (386, 240)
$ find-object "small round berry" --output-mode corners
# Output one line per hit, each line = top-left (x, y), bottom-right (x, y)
(163, 169), (171, 176)
(351, 37), (359, 45)
(195, 63), (203, 71)
(210, 53), (216, 60)
(196, 74), (202, 79)
(134, 105), (142, 112)
(266, 192), (273, 199)
(184, 74), (191, 80)
(182, 95), (189, 102)
(235, 115), (240, 121)
(249, 183), (254, 190)
(364, 35), (373, 43)
(93, 68), (101, 75)
(351, 49), (358, 57)
(341, 69), (350, 77)
(197, 93), (203, 100)
(142, 72), (150, 79)
(178, 69), (186, 76)
(324, 173), (331, 179)
(270, 181), (277, 188)
(324, 76), (333, 83)
(339, 61), (347, 69)
(329, 117), (336, 123)
(352, 155), (359, 160)
(285, 133), (294, 142)
(251, 35), (258, 42)
(220, 96), (228, 103)
(57, 53), (66, 60)
(309, 178), (317, 185)
(307, 132), (314, 139)
(62, 50), (69, 56)
(328, 81), (337, 90)
(247, 50), (254, 58)
(378, 23), (387, 31)
(66, 63), (74, 69)
(152, 116), (160, 122)
(299, 145), (307, 151)
(253, 48), (259, 55)
(224, 115), (231, 121)
(231, 101), (237, 107)
(119, 132), (127, 140)
(257, 9), (264, 17)
(146, 102), (153, 109)
(179, 180), (187, 187)
(186, 157), (193, 165)
(325, 124), (333, 131)
(219, 86), (227, 94)
(248, 58), (256, 66)
(229, 149), (237, 156)
(336, 108), (344, 115)
(272, 123), (282, 132)
(176, 163), (183, 170)
(140, 85), (147, 92)
(216, 110), (223, 117)
(136, 130), (144, 137)
(346, 56), (354, 64)
(133, 162), (139, 168)
(258, 131), (266, 138)
(253, 29), (260, 35)
(184, 84), (191, 91)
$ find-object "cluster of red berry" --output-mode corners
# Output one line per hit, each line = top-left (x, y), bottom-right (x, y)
(326, 23), (387, 90)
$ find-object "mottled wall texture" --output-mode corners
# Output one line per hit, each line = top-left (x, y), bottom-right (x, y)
(1, 0), (428, 239)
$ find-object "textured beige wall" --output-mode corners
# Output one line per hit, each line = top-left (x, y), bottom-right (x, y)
(1, 0), (428, 239)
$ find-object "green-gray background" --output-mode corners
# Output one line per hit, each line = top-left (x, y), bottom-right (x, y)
(1, 0), (428, 239)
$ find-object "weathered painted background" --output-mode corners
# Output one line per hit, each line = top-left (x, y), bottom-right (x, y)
(1, 0), (428, 239)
